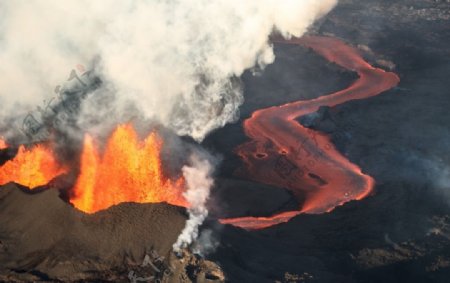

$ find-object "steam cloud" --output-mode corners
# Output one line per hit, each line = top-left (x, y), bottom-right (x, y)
(0, 0), (337, 251)
(0, 0), (337, 141)
(173, 152), (215, 252)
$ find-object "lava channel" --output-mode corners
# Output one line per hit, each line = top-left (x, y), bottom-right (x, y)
(219, 36), (400, 230)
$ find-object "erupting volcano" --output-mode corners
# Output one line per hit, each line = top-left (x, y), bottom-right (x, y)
(220, 36), (400, 229)
(70, 124), (187, 213)
(0, 142), (67, 189)
(0, 125), (187, 213)
(0, 36), (400, 230)
(1, 0), (449, 281)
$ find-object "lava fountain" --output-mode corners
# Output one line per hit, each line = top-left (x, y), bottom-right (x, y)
(0, 143), (68, 189)
(70, 124), (187, 213)
(220, 36), (400, 229)
(0, 125), (187, 213)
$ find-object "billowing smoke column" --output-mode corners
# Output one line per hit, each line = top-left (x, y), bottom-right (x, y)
(0, 0), (337, 141)
(0, 0), (338, 249)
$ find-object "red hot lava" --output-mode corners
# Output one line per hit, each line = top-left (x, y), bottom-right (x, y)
(0, 126), (187, 213)
(0, 141), (68, 189)
(71, 124), (187, 213)
(220, 36), (400, 230)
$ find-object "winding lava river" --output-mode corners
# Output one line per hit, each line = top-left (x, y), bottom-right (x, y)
(219, 36), (400, 230)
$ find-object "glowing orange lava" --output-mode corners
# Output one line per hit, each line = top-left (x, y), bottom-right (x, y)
(0, 144), (67, 188)
(70, 124), (187, 213)
(220, 36), (400, 229)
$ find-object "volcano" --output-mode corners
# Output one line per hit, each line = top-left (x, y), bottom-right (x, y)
(1, 0), (450, 282)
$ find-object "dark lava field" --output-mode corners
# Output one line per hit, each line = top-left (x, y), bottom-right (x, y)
(203, 0), (450, 282)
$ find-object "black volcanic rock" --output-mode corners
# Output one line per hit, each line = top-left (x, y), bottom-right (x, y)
(208, 183), (450, 283)
(298, 106), (338, 134)
(208, 178), (299, 219)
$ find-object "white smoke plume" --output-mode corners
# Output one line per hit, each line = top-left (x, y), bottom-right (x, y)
(0, 0), (337, 249)
(173, 152), (215, 252)
(0, 0), (337, 141)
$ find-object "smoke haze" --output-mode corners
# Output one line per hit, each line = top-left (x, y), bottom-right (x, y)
(0, 0), (337, 141)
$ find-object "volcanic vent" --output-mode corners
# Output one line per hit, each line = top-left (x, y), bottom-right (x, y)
(71, 124), (187, 213)
(0, 124), (188, 213)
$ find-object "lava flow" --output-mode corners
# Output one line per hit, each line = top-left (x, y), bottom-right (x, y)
(0, 143), (68, 189)
(70, 124), (187, 213)
(220, 36), (400, 229)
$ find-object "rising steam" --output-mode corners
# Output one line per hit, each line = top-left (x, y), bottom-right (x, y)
(0, 0), (337, 141)
(173, 152), (215, 252)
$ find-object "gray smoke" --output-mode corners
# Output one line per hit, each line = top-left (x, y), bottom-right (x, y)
(0, 0), (337, 141)
(192, 229), (220, 256)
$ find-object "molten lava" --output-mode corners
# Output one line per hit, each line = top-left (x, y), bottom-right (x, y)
(70, 124), (187, 213)
(0, 143), (67, 188)
(220, 36), (400, 229)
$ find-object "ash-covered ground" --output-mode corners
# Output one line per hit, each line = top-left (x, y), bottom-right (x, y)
(202, 0), (450, 282)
